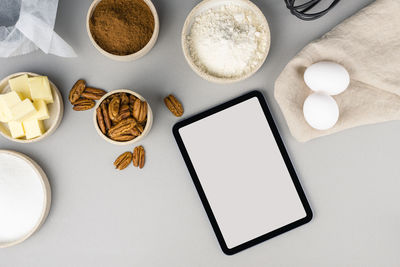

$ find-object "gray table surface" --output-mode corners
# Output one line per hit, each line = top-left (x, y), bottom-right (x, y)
(1, 0), (399, 266)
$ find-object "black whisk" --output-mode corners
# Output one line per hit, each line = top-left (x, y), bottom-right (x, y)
(285, 0), (341, 20)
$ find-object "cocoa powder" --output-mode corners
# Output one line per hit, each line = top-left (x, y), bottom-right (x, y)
(89, 0), (155, 56)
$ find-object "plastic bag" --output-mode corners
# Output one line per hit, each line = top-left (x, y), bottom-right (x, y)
(0, 0), (76, 57)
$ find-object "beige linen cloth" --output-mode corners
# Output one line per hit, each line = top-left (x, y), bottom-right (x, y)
(274, 0), (400, 142)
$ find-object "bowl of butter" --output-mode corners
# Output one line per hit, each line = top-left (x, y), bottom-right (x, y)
(0, 72), (64, 143)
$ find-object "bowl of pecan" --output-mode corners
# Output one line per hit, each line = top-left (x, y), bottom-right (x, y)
(93, 89), (153, 145)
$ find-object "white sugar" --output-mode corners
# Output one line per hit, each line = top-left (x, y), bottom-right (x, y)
(0, 153), (45, 244)
(187, 4), (268, 78)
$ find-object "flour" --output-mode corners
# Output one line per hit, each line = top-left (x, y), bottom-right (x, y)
(0, 153), (45, 243)
(187, 4), (268, 79)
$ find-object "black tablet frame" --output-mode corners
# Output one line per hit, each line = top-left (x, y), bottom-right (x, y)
(172, 90), (313, 255)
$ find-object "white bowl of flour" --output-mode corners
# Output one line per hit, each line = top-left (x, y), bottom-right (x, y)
(182, 0), (270, 83)
(0, 150), (51, 248)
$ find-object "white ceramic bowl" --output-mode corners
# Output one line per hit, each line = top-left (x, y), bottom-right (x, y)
(93, 89), (153, 145)
(0, 72), (64, 143)
(0, 150), (51, 248)
(86, 0), (159, 62)
(182, 0), (271, 84)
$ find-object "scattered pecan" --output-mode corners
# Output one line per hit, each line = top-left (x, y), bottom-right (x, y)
(164, 94), (183, 117)
(69, 79), (86, 104)
(101, 101), (112, 130)
(108, 96), (121, 122)
(132, 99), (147, 123)
(81, 87), (107, 100)
(114, 152), (133, 170)
(96, 106), (106, 134)
(73, 98), (95, 111)
(133, 146), (145, 169)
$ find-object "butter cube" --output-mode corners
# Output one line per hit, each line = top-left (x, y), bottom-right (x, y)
(10, 99), (36, 121)
(0, 91), (22, 122)
(8, 121), (25, 139)
(23, 119), (44, 139)
(8, 74), (31, 100)
(0, 103), (10, 122)
(24, 100), (49, 121)
(0, 109), (7, 122)
(28, 76), (53, 103)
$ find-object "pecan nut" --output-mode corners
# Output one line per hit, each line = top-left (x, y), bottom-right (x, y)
(116, 104), (131, 122)
(164, 94), (183, 117)
(81, 87), (107, 100)
(132, 99), (147, 123)
(129, 95), (137, 109)
(112, 134), (135, 142)
(101, 101), (112, 130)
(128, 127), (141, 137)
(120, 93), (130, 105)
(108, 118), (137, 139)
(114, 152), (133, 170)
(108, 96), (121, 122)
(136, 124), (144, 134)
(133, 146), (145, 169)
(96, 106), (106, 134)
(73, 98), (95, 111)
(69, 79), (86, 104)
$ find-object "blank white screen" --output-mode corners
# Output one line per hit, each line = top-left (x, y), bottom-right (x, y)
(179, 97), (306, 249)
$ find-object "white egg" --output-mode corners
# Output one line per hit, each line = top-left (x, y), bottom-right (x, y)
(304, 61), (350, 95)
(303, 92), (339, 130)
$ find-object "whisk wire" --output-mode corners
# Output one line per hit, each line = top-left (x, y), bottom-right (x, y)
(285, 0), (341, 21)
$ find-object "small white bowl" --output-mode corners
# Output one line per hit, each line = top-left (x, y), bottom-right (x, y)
(93, 89), (153, 146)
(0, 150), (51, 249)
(86, 0), (160, 62)
(182, 0), (271, 84)
(0, 72), (64, 143)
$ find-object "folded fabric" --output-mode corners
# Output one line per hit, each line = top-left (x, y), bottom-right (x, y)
(274, 0), (400, 142)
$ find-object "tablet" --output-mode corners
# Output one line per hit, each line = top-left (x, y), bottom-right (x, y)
(173, 91), (312, 255)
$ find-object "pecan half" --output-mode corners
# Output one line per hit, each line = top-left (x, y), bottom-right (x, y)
(96, 106), (106, 134)
(116, 104), (131, 122)
(129, 127), (141, 137)
(136, 124), (144, 134)
(133, 146), (145, 169)
(108, 118), (137, 139)
(164, 94), (183, 117)
(114, 152), (133, 170)
(101, 101), (112, 130)
(108, 96), (121, 122)
(73, 98), (95, 111)
(81, 87), (107, 100)
(69, 79), (86, 104)
(132, 99), (147, 123)
(112, 134), (135, 142)
(129, 95), (137, 108)
(120, 93), (130, 105)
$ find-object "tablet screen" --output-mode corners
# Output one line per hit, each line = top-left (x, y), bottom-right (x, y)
(174, 91), (311, 254)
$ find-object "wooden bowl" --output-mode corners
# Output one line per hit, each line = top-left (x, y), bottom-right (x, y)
(86, 0), (159, 62)
(0, 150), (51, 248)
(0, 72), (64, 143)
(181, 0), (271, 84)
(93, 89), (153, 145)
